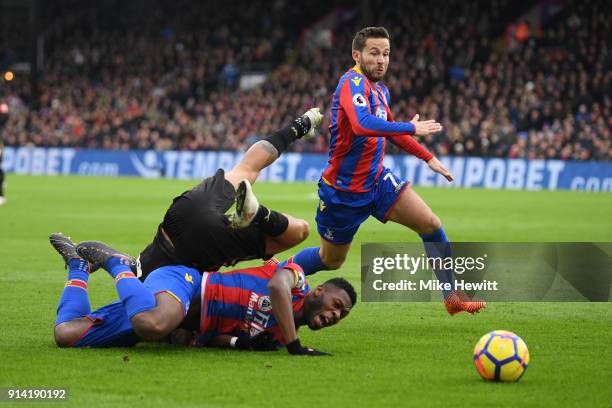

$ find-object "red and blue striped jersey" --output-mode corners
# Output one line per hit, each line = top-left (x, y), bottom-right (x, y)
(322, 65), (433, 192)
(197, 262), (309, 346)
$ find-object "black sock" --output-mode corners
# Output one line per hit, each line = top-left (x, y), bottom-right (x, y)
(292, 115), (311, 136)
(262, 115), (311, 156)
(0, 169), (4, 196)
(254, 205), (289, 237)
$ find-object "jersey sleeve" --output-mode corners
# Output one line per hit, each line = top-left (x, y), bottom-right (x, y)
(279, 262), (308, 294)
(339, 74), (416, 137)
(380, 86), (434, 162)
(389, 135), (434, 161)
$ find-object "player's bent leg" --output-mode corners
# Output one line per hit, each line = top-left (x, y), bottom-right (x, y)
(51, 234), (97, 346)
(133, 265), (202, 341)
(225, 108), (323, 189)
(54, 318), (93, 348)
(278, 239), (349, 277)
(386, 187), (452, 298)
(264, 215), (310, 254)
(130, 293), (184, 341)
(225, 141), (278, 189)
(268, 225), (351, 275)
(77, 241), (158, 322)
(385, 187), (441, 235)
(385, 187), (485, 314)
(318, 238), (351, 270)
(285, 188), (364, 276)
(301, 181), (368, 275)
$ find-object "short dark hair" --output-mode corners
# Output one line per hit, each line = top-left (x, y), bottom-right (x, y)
(324, 277), (357, 307)
(352, 26), (390, 51)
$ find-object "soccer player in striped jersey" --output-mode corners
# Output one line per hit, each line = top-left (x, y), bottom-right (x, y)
(287, 27), (485, 315)
(51, 235), (354, 355)
(171, 258), (355, 354)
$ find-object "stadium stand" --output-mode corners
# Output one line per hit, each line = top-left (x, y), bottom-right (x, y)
(0, 0), (609, 161)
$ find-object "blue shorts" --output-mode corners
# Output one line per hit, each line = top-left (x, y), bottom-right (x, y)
(316, 167), (409, 244)
(143, 265), (202, 317)
(72, 265), (202, 348)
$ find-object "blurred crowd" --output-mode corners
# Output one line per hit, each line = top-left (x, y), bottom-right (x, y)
(0, 0), (610, 161)
(0, 0), (330, 150)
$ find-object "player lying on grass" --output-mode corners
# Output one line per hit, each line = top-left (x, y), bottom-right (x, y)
(51, 110), (334, 349)
(135, 108), (323, 280)
(283, 27), (485, 315)
(51, 234), (355, 355)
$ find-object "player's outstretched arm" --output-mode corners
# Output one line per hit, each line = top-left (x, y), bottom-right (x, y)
(347, 94), (442, 137)
(387, 113), (451, 181)
(343, 93), (415, 137)
(268, 267), (329, 356)
(409, 114), (443, 137)
(170, 329), (280, 351)
(268, 268), (298, 343)
(209, 333), (279, 351)
(340, 77), (442, 138)
(426, 157), (454, 182)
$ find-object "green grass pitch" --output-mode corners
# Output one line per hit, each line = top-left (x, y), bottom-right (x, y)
(0, 175), (611, 407)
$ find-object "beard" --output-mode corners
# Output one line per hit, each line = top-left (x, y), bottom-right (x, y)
(360, 64), (386, 82)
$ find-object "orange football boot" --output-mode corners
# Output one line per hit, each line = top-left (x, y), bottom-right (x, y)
(444, 291), (486, 315)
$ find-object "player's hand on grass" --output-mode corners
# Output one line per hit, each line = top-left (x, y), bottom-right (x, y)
(410, 114), (443, 136)
(235, 332), (279, 351)
(427, 157), (454, 182)
(286, 339), (331, 356)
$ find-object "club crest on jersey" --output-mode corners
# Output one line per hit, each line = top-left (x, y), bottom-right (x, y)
(295, 272), (306, 290)
(376, 107), (387, 120)
(351, 76), (362, 86)
(352, 93), (367, 107)
(245, 292), (271, 334)
(257, 296), (272, 312)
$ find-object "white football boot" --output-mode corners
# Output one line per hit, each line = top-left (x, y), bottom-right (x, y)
(302, 107), (323, 140)
(229, 179), (259, 228)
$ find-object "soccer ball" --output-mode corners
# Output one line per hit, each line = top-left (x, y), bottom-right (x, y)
(473, 330), (529, 382)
